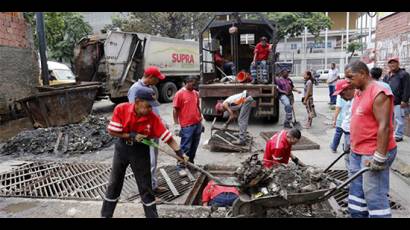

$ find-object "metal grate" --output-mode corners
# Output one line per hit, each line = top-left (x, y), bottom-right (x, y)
(0, 161), (197, 202)
(260, 131), (320, 150)
(326, 170), (402, 215)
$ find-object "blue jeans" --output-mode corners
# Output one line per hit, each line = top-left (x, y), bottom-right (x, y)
(279, 94), (293, 124)
(223, 62), (236, 76)
(250, 60), (268, 83)
(177, 122), (202, 169)
(209, 192), (239, 207)
(330, 127), (344, 152)
(328, 85), (336, 104)
(348, 147), (397, 218)
(394, 105), (405, 139)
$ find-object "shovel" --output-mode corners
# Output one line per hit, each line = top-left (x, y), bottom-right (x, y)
(291, 106), (302, 130)
(141, 139), (241, 187)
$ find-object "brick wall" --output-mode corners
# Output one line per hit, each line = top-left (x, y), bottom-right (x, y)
(0, 12), (39, 119)
(375, 12), (410, 71)
(0, 12), (30, 48)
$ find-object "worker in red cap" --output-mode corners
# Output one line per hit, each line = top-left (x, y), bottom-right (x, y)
(382, 56), (410, 142)
(128, 66), (169, 195)
(101, 95), (188, 218)
(215, 90), (254, 145)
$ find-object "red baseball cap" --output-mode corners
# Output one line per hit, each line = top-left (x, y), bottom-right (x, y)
(333, 79), (351, 96)
(387, 56), (399, 63)
(144, 66), (165, 80)
(215, 101), (224, 114)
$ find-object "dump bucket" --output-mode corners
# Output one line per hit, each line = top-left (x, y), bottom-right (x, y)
(236, 71), (251, 83)
(18, 82), (101, 128)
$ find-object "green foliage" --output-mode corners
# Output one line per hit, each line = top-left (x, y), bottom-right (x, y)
(24, 12), (92, 66)
(347, 41), (363, 57)
(111, 12), (212, 39)
(264, 12), (332, 45)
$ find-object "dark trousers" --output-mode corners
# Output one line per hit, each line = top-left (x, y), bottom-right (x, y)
(209, 192), (239, 207)
(101, 139), (158, 218)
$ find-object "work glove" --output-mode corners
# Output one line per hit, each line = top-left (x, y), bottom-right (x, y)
(175, 149), (189, 165)
(173, 124), (181, 137)
(129, 132), (147, 142)
(292, 157), (306, 167)
(366, 151), (388, 171)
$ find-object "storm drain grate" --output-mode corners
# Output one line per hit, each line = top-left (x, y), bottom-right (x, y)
(0, 161), (197, 202)
(260, 131), (320, 150)
(326, 170), (402, 215)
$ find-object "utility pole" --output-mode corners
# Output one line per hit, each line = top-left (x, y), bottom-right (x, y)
(325, 12), (328, 70)
(36, 12), (49, 86)
(345, 12), (350, 65)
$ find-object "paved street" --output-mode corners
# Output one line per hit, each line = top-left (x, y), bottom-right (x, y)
(0, 81), (409, 218)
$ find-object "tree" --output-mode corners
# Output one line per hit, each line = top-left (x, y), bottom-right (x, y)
(24, 12), (92, 67)
(111, 12), (212, 39)
(347, 41), (363, 58)
(263, 12), (332, 60)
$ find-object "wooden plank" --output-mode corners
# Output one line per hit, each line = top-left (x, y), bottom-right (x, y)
(159, 168), (179, 196)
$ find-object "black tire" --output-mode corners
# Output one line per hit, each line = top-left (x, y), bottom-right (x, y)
(152, 85), (159, 100)
(159, 82), (178, 103)
(109, 96), (128, 104)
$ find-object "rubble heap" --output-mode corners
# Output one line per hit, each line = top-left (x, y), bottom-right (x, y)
(0, 115), (114, 156)
(235, 154), (332, 198)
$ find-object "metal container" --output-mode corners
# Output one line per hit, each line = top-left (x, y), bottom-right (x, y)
(18, 82), (101, 128)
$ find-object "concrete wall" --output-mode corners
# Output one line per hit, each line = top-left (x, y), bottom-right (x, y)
(0, 12), (39, 117)
(375, 12), (410, 72)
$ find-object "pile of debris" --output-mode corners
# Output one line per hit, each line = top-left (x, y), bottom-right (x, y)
(234, 154), (331, 198)
(0, 114), (114, 156)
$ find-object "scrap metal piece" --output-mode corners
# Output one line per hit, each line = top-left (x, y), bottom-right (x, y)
(159, 168), (180, 196)
(53, 131), (63, 154)
(214, 133), (235, 146)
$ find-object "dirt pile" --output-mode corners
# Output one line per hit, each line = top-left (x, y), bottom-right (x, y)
(0, 114), (114, 156)
(235, 154), (331, 198)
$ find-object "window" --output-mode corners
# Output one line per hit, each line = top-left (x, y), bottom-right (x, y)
(291, 44), (297, 50)
(240, 34), (255, 45)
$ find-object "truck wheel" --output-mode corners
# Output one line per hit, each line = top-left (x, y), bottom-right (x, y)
(159, 82), (177, 103)
(271, 99), (280, 123)
(152, 85), (159, 100)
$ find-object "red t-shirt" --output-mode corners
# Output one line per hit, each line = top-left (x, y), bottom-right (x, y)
(173, 88), (202, 128)
(254, 42), (271, 61)
(350, 82), (396, 155)
(202, 180), (239, 204)
(213, 52), (224, 67)
(108, 103), (172, 143)
(263, 130), (291, 168)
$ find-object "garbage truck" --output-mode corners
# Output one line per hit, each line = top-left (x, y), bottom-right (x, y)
(74, 31), (200, 103)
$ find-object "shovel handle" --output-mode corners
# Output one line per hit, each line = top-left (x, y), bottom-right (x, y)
(321, 166), (370, 200)
(141, 139), (219, 181)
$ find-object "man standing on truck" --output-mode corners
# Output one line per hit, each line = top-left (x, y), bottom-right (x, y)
(101, 96), (188, 218)
(213, 49), (236, 76)
(275, 69), (302, 128)
(250, 36), (272, 84)
(346, 61), (397, 218)
(172, 76), (203, 177)
(127, 66), (169, 194)
(215, 90), (255, 146)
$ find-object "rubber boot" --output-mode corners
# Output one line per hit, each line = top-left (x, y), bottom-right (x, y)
(101, 200), (118, 218)
(143, 204), (159, 218)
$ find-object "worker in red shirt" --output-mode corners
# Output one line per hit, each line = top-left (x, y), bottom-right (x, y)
(346, 61), (397, 218)
(263, 128), (305, 168)
(173, 76), (204, 177)
(250, 36), (272, 84)
(101, 94), (188, 218)
(202, 180), (239, 207)
(213, 49), (236, 76)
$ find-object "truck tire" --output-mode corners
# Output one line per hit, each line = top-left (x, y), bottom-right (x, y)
(152, 85), (159, 100)
(271, 99), (280, 123)
(109, 96), (128, 105)
(159, 82), (177, 103)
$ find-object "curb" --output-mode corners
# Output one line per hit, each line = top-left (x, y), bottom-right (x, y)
(392, 157), (410, 178)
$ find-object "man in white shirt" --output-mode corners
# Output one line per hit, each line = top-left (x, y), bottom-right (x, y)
(215, 90), (254, 145)
(327, 63), (340, 105)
